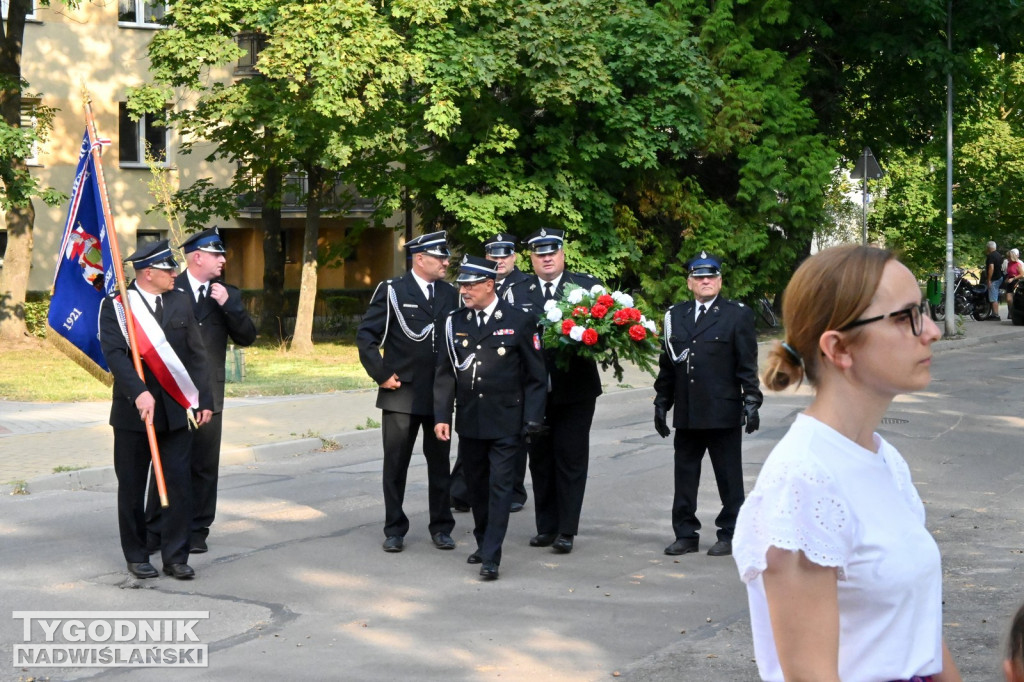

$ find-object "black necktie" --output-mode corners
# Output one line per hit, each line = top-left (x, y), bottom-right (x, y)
(154, 295), (164, 324)
(695, 304), (706, 326)
(197, 284), (206, 303)
(544, 282), (554, 300)
(477, 310), (486, 328)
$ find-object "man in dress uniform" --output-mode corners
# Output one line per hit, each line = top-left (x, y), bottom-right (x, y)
(99, 239), (213, 580)
(434, 256), (547, 580)
(147, 227), (256, 554)
(507, 227), (603, 554)
(653, 252), (762, 557)
(357, 230), (459, 553)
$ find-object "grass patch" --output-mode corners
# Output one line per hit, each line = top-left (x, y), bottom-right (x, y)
(355, 417), (381, 431)
(53, 465), (88, 473)
(0, 338), (374, 402)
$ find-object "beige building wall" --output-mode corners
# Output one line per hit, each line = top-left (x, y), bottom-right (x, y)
(12, 1), (407, 294)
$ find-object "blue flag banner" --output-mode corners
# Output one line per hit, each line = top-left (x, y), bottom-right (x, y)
(46, 130), (116, 384)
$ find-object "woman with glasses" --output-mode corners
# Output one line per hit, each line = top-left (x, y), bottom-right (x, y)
(732, 245), (961, 682)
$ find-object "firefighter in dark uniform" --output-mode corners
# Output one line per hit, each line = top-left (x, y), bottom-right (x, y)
(357, 230), (459, 553)
(653, 252), (762, 557)
(448, 232), (533, 513)
(99, 240), (213, 580)
(146, 227), (257, 555)
(507, 227), (603, 554)
(434, 255), (547, 580)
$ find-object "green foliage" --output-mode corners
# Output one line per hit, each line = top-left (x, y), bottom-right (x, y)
(23, 295), (49, 338)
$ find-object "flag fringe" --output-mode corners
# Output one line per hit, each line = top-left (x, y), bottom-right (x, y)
(46, 324), (113, 387)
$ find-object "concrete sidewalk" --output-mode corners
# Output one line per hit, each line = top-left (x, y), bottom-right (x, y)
(3, 313), (1022, 492)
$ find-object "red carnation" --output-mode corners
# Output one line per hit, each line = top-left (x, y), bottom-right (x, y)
(561, 319), (576, 335)
(626, 307), (642, 321)
(613, 309), (631, 326)
(629, 324), (647, 341)
(597, 294), (614, 307)
(573, 306), (590, 317)
(582, 328), (599, 346)
(591, 303), (609, 319)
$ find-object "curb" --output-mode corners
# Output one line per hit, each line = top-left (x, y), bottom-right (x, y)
(10, 326), (1022, 496)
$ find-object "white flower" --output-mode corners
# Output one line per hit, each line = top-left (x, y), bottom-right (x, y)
(567, 288), (585, 305)
(545, 307), (563, 322)
(644, 319), (657, 333)
(613, 292), (634, 308)
(543, 299), (558, 312)
(590, 284), (607, 296)
(569, 325), (585, 342)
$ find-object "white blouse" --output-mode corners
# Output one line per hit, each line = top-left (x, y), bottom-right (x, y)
(733, 414), (944, 682)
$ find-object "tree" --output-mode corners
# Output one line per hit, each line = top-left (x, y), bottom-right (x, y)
(0, 0), (76, 342)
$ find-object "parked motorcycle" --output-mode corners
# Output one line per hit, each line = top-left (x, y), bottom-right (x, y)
(930, 268), (990, 322)
(1010, 279), (1024, 325)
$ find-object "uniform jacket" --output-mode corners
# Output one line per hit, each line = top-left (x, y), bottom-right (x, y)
(357, 271), (460, 415)
(434, 298), (547, 440)
(653, 298), (762, 430)
(495, 267), (531, 305)
(507, 270), (604, 405)
(99, 282), (214, 433)
(174, 273), (257, 413)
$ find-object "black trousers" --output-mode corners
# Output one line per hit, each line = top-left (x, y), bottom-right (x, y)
(460, 434), (520, 565)
(116, 427), (192, 565)
(147, 411), (223, 545)
(671, 426), (744, 541)
(528, 398), (596, 537)
(451, 444), (527, 506)
(381, 410), (454, 538)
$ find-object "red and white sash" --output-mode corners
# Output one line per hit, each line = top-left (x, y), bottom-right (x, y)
(113, 290), (199, 412)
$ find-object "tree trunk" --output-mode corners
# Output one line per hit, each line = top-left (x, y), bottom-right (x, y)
(0, 196), (34, 341)
(291, 167), (322, 353)
(259, 165), (286, 342)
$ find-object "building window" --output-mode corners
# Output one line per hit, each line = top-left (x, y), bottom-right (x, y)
(119, 102), (167, 167)
(135, 231), (163, 256)
(118, 0), (165, 27)
(21, 99), (40, 166)
(1, 0), (37, 21)
(235, 32), (267, 76)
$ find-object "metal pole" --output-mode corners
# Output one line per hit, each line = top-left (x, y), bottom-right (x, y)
(944, 0), (956, 338)
(861, 150), (868, 246)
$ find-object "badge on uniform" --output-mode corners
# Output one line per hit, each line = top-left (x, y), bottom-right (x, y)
(494, 310), (503, 320)
(497, 347), (506, 356)
(462, 340), (469, 347)
(533, 333), (541, 350)
(494, 328), (515, 335)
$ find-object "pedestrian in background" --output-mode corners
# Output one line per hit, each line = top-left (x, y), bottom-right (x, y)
(146, 227), (256, 555)
(99, 239), (213, 580)
(1004, 248), (1023, 308)
(1005, 602), (1024, 682)
(986, 240), (1004, 320)
(434, 256), (547, 580)
(356, 231), (458, 554)
(733, 244), (961, 682)
(653, 251), (761, 557)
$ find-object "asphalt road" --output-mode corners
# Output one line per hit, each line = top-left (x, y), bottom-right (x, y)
(3, 335), (1024, 681)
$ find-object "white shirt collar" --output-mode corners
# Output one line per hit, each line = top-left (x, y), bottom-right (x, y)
(696, 296), (717, 321)
(184, 270), (210, 300)
(410, 271), (435, 300)
(478, 296), (499, 324)
(133, 283), (161, 312)
(538, 273), (563, 294)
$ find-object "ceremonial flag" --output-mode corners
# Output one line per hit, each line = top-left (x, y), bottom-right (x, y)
(47, 130), (115, 385)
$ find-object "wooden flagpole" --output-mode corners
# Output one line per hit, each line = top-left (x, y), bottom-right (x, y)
(84, 93), (169, 508)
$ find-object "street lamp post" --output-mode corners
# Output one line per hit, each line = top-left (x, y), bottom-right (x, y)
(850, 147), (884, 245)
(944, 0), (956, 338)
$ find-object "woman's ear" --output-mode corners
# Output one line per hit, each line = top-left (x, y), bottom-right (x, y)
(819, 330), (854, 371)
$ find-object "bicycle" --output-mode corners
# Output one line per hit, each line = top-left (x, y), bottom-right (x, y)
(754, 294), (778, 328)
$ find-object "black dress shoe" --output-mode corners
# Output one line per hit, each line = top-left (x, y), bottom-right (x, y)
(510, 502), (524, 513)
(664, 538), (700, 555)
(127, 561), (159, 579)
(552, 534), (574, 554)
(707, 540), (732, 556)
(432, 532), (456, 550)
(382, 536), (404, 553)
(479, 562), (499, 580)
(467, 551), (482, 564)
(451, 500), (471, 513)
(529, 533), (557, 547)
(163, 563), (195, 580)
(189, 536), (208, 554)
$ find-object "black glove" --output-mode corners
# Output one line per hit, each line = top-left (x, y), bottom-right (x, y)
(742, 401), (760, 434)
(523, 421), (548, 444)
(654, 406), (671, 438)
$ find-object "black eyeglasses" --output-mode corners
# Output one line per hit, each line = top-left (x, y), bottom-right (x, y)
(838, 301), (928, 337)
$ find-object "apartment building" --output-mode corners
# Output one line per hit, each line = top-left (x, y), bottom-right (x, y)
(8, 0), (406, 295)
